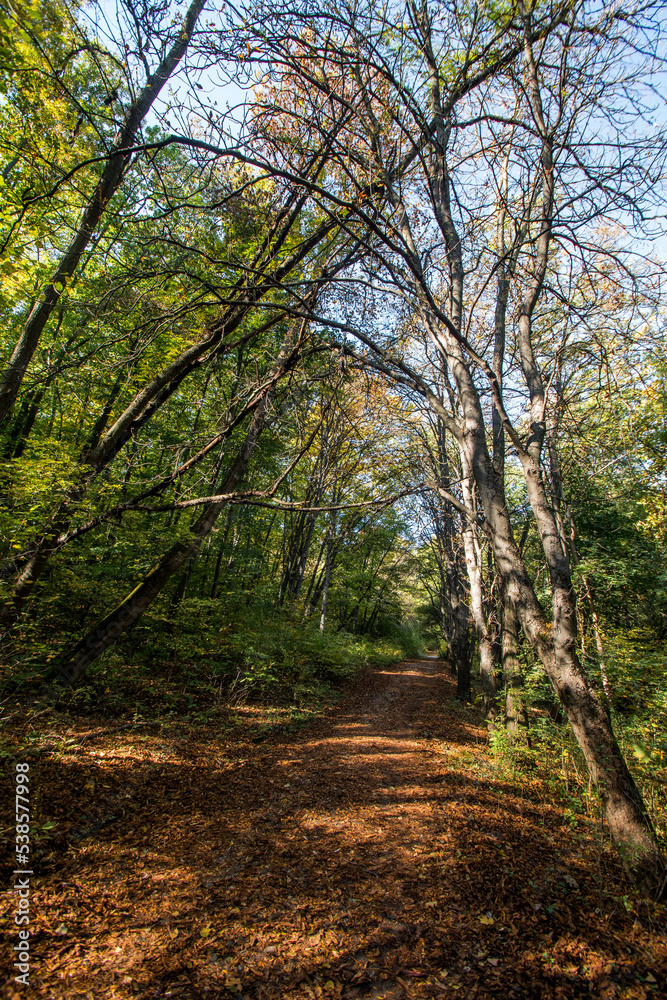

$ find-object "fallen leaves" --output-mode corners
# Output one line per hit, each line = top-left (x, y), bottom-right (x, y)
(1, 660), (666, 1000)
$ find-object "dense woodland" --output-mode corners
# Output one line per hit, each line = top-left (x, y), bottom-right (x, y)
(1, 0), (666, 904)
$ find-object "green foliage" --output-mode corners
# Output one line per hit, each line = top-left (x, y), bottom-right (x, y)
(1, 596), (406, 722)
(490, 626), (667, 846)
(568, 475), (667, 636)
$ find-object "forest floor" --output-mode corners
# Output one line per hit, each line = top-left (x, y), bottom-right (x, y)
(1, 657), (666, 1000)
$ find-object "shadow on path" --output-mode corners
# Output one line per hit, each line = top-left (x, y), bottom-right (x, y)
(1, 659), (665, 999)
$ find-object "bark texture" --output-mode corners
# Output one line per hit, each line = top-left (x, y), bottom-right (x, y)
(500, 586), (529, 741)
(460, 376), (666, 898)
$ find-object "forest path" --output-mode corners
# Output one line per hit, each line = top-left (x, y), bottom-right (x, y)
(2, 659), (665, 999)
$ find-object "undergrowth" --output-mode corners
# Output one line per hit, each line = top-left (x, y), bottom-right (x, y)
(488, 626), (667, 856)
(1, 596), (412, 724)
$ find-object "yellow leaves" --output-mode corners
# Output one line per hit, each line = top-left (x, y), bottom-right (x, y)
(199, 924), (212, 937)
(478, 914), (494, 925)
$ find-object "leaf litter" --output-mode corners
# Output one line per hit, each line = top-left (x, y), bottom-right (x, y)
(1, 658), (665, 999)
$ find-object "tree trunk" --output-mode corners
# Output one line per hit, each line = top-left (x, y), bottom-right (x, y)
(458, 374), (666, 897)
(3, 252), (330, 605)
(210, 509), (234, 599)
(500, 586), (529, 742)
(318, 500), (338, 632)
(354, 0), (666, 896)
(0, 0), (207, 423)
(319, 538), (333, 632)
(460, 473), (497, 722)
(455, 638), (471, 702)
(50, 405), (266, 689)
(440, 16), (664, 891)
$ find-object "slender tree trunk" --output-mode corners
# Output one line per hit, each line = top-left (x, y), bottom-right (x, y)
(546, 403), (612, 706)
(210, 548), (224, 601)
(319, 535), (333, 632)
(422, 233), (665, 890)
(476, 14), (664, 894)
(0, 0), (207, 423)
(171, 554), (196, 609)
(210, 509), (234, 599)
(458, 374), (666, 897)
(304, 538), (326, 609)
(319, 484), (341, 632)
(4, 205), (309, 589)
(386, 89), (665, 892)
(3, 388), (45, 458)
(443, 534), (470, 688)
(2, 257), (332, 608)
(581, 575), (611, 701)
(460, 473), (497, 722)
(429, 421), (470, 684)
(50, 404), (266, 689)
(501, 586), (529, 742)
(455, 617), (471, 702)
(447, 538), (472, 700)
(1, 327), (279, 610)
(344, 0), (666, 897)
(281, 510), (319, 603)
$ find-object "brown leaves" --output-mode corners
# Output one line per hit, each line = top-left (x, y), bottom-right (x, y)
(1, 661), (666, 999)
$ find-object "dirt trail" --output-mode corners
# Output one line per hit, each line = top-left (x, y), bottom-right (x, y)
(1, 659), (665, 999)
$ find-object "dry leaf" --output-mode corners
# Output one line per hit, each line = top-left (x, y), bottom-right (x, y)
(14, 660), (659, 1000)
